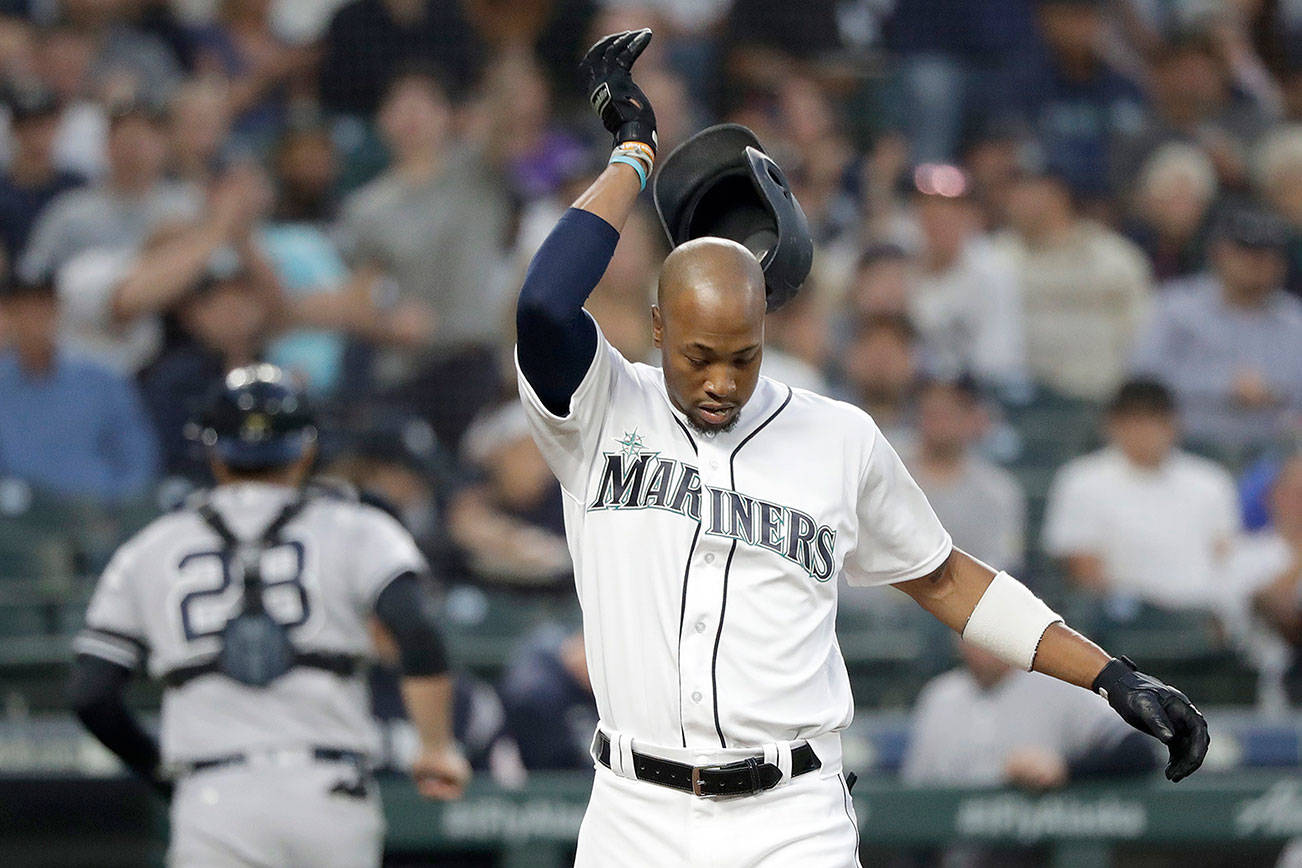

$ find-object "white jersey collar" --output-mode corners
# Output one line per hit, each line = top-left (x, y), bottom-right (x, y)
(654, 373), (785, 451)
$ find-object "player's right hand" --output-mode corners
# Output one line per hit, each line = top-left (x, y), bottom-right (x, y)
(1092, 656), (1210, 782)
(411, 742), (471, 800)
(579, 29), (657, 153)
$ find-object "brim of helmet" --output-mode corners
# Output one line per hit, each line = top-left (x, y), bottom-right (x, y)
(213, 430), (316, 471)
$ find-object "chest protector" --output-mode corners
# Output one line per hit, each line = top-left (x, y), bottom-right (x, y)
(198, 498), (306, 688)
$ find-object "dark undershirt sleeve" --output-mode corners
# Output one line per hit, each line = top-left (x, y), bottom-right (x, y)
(515, 208), (621, 416)
(68, 654), (170, 796)
(1067, 730), (1160, 779)
(373, 571), (450, 677)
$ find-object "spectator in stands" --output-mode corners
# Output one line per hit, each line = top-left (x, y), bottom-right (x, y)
(846, 242), (911, 320)
(478, 50), (589, 204)
(139, 243), (285, 479)
(839, 312), (920, 452)
(906, 164), (1028, 394)
(885, 0), (1039, 164)
(54, 166), (270, 376)
(1230, 453), (1302, 704)
(166, 78), (233, 186)
(1112, 31), (1276, 196)
(906, 377), (1026, 572)
(721, 0), (847, 99)
(1252, 125), (1302, 296)
(1043, 380), (1241, 612)
(996, 168), (1152, 402)
(35, 18), (109, 180)
(1124, 142), (1218, 283)
(1132, 205), (1302, 456)
(499, 626), (596, 770)
(450, 402), (571, 588)
(0, 80), (84, 262)
(960, 119), (1033, 233)
(1023, 0), (1147, 202)
(185, 0), (310, 142)
(19, 97), (199, 283)
(0, 277), (157, 501)
(318, 0), (484, 116)
(335, 66), (512, 449)
(903, 640), (1157, 790)
(260, 123), (352, 397)
(0, 10), (33, 74)
(61, 0), (184, 105)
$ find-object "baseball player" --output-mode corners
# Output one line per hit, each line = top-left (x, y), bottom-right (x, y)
(69, 364), (469, 867)
(514, 30), (1211, 866)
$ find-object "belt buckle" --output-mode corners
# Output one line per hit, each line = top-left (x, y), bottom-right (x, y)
(692, 756), (764, 797)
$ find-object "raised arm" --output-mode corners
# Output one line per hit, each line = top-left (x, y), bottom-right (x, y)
(897, 548), (1210, 782)
(515, 29), (657, 416)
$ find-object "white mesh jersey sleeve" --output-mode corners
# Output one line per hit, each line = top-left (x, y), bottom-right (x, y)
(514, 314), (632, 499)
(75, 536), (150, 670)
(349, 504), (430, 608)
(843, 417), (953, 587)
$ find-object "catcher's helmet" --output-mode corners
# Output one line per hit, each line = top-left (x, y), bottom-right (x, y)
(195, 364), (317, 471)
(653, 124), (813, 312)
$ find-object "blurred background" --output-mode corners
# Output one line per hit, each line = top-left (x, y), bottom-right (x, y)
(0, 0), (1301, 865)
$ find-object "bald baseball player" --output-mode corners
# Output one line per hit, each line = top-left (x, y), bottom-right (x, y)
(512, 29), (1210, 867)
(69, 365), (469, 867)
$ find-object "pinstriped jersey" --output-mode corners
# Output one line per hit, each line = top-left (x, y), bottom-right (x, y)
(515, 318), (952, 751)
(75, 482), (426, 762)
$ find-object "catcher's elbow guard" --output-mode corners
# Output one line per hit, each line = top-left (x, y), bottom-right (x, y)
(961, 571), (1063, 670)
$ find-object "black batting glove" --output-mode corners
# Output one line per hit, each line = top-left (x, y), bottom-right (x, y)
(1092, 656), (1210, 782)
(579, 29), (657, 153)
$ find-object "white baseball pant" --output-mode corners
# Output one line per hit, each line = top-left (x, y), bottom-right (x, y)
(574, 733), (862, 868)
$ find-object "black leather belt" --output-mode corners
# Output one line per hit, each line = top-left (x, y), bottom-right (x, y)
(596, 732), (821, 797)
(181, 746), (368, 776)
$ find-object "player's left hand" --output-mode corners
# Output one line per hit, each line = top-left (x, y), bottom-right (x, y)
(411, 742), (471, 800)
(1093, 656), (1210, 782)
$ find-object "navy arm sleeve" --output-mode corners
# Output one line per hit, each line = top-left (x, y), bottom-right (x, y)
(374, 572), (450, 677)
(515, 208), (622, 416)
(68, 654), (171, 798)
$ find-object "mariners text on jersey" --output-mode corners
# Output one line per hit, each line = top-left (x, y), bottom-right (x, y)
(588, 449), (838, 581)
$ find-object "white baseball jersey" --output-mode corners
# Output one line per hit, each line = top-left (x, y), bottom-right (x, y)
(75, 482), (426, 763)
(516, 318), (952, 751)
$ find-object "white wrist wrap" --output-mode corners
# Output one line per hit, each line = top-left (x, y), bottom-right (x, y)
(961, 571), (1063, 671)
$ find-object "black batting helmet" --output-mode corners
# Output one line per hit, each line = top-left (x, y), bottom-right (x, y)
(653, 124), (813, 312)
(194, 364), (317, 471)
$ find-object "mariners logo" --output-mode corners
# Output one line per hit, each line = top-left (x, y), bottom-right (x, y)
(589, 432), (838, 581)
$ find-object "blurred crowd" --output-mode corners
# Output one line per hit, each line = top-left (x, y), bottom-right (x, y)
(1, 0), (1302, 788)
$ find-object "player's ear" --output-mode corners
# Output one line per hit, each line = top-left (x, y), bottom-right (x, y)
(651, 305), (663, 349)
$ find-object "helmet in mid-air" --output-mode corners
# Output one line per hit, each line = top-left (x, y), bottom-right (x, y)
(653, 123), (814, 313)
(194, 364), (317, 471)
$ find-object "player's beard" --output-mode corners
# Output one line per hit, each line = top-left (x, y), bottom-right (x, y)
(687, 408), (741, 436)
